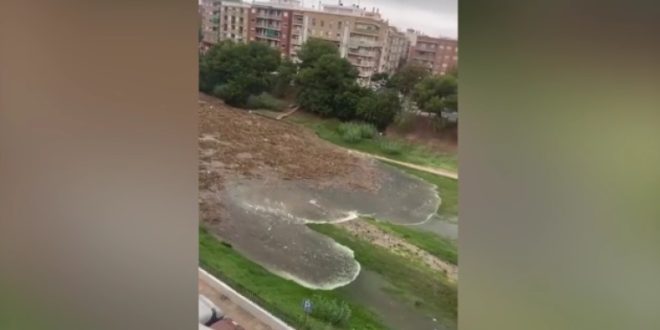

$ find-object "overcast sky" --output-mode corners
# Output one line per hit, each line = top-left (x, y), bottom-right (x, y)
(305, 0), (458, 38)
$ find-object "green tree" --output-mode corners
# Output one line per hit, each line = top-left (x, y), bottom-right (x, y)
(272, 58), (297, 98)
(412, 73), (458, 114)
(391, 63), (430, 96)
(199, 41), (281, 106)
(297, 54), (362, 118)
(297, 38), (340, 69)
(356, 89), (402, 130)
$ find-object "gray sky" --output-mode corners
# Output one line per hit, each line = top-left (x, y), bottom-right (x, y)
(307, 0), (458, 38)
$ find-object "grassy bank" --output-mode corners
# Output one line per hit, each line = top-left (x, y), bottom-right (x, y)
(199, 228), (386, 330)
(367, 219), (457, 265)
(287, 113), (457, 172)
(307, 224), (457, 327)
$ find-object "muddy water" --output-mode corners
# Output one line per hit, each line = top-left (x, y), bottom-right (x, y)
(415, 214), (458, 240)
(339, 269), (453, 330)
(209, 162), (441, 289)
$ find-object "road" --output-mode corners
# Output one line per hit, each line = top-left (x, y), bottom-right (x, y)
(198, 268), (294, 330)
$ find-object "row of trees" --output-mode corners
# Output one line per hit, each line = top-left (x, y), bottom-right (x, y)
(199, 39), (457, 130)
(296, 39), (401, 130)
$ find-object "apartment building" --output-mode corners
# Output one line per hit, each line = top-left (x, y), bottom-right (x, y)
(200, 0), (222, 47)
(202, 1), (452, 80)
(380, 26), (408, 75)
(407, 34), (458, 75)
(219, 1), (250, 43)
(248, 1), (296, 56)
(289, 5), (391, 82)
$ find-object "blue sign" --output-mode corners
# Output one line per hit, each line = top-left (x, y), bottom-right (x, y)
(302, 299), (313, 314)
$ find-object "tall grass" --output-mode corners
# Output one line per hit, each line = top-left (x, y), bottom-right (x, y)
(338, 122), (378, 143)
(247, 92), (287, 111)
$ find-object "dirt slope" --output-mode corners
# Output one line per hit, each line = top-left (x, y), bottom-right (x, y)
(198, 93), (378, 194)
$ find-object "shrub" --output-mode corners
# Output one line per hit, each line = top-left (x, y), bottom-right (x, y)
(337, 122), (377, 139)
(341, 126), (363, 144)
(379, 140), (404, 155)
(393, 110), (416, 133)
(310, 295), (352, 327)
(246, 92), (286, 111)
(356, 90), (401, 130)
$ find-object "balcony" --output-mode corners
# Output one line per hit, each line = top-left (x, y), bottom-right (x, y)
(348, 49), (378, 58)
(255, 11), (283, 20)
(348, 39), (379, 48)
(255, 23), (281, 30)
(255, 33), (281, 41)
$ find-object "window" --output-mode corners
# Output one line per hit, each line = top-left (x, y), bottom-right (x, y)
(338, 21), (342, 29)
(321, 20), (324, 27)
(312, 18), (316, 26)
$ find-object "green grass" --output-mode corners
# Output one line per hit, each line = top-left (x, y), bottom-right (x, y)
(286, 113), (457, 172)
(367, 219), (457, 265)
(199, 228), (386, 330)
(307, 223), (457, 327)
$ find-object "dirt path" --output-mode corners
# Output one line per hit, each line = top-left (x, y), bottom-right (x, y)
(347, 149), (459, 180)
(198, 274), (273, 330)
(338, 220), (458, 282)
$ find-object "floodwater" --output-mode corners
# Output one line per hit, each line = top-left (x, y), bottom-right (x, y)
(415, 214), (458, 240)
(339, 269), (453, 330)
(209, 162), (441, 289)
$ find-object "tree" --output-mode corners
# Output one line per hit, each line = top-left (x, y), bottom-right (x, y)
(199, 41), (281, 106)
(272, 58), (297, 98)
(356, 89), (402, 130)
(297, 54), (362, 118)
(412, 73), (458, 114)
(390, 63), (430, 96)
(297, 38), (340, 69)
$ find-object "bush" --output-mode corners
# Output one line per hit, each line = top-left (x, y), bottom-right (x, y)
(356, 90), (401, 130)
(341, 127), (363, 144)
(337, 122), (377, 139)
(246, 92), (286, 111)
(310, 295), (352, 327)
(379, 140), (404, 155)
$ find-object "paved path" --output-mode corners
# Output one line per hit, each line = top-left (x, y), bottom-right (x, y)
(199, 268), (295, 330)
(347, 150), (459, 180)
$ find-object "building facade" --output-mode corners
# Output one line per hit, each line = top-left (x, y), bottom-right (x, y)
(201, 1), (456, 78)
(407, 34), (458, 75)
(219, 1), (250, 43)
(379, 26), (408, 75)
(248, 1), (296, 56)
(200, 0), (222, 47)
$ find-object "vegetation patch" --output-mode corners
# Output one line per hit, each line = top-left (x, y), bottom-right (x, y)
(307, 224), (457, 327)
(367, 219), (457, 265)
(247, 92), (287, 111)
(287, 113), (458, 172)
(199, 228), (385, 330)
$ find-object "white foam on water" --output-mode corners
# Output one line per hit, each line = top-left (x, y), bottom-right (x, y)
(304, 210), (360, 224)
(269, 247), (362, 290)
